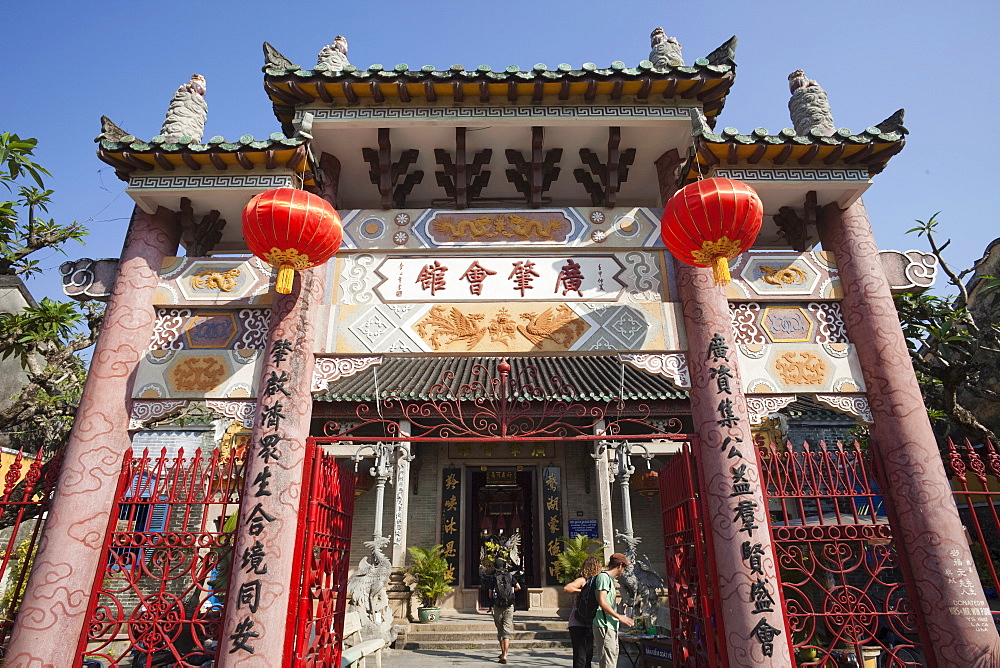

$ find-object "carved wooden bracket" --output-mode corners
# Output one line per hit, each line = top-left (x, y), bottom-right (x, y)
(653, 148), (684, 205)
(505, 126), (562, 209)
(434, 127), (492, 209)
(178, 197), (226, 256)
(306, 151), (342, 209)
(772, 190), (817, 252)
(573, 127), (636, 207)
(362, 128), (424, 209)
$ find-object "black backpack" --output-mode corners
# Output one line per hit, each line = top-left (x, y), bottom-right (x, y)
(492, 571), (517, 607)
(573, 575), (600, 625)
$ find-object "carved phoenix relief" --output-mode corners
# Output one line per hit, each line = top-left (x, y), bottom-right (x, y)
(414, 304), (588, 351)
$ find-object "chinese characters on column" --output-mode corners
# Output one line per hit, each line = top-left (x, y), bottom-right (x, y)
(439, 468), (461, 583)
(707, 331), (782, 657)
(541, 467), (563, 585)
(228, 337), (293, 656)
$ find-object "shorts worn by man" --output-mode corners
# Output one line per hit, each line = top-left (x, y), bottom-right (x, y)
(592, 553), (635, 668)
(488, 565), (521, 664)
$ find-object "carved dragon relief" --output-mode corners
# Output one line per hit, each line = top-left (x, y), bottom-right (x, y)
(429, 213), (568, 243)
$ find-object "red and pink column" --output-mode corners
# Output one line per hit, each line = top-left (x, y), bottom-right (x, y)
(677, 264), (794, 667)
(820, 200), (1000, 666)
(6, 206), (180, 667)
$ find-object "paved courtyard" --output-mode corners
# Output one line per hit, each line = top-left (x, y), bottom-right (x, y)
(380, 647), (636, 667)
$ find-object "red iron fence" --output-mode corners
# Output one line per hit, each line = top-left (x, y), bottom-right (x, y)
(78, 447), (243, 667)
(946, 437), (1000, 626)
(0, 450), (59, 648)
(757, 440), (927, 667)
(660, 439), (724, 668)
(287, 441), (355, 667)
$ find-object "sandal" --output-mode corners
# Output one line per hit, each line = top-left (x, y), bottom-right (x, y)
(498, 659), (507, 665)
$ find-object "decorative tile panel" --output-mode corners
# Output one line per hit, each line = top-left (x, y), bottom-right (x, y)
(155, 256), (273, 306)
(133, 349), (263, 399)
(151, 308), (269, 350)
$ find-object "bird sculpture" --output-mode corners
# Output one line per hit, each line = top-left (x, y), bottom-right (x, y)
(649, 27), (684, 67)
(616, 532), (666, 620)
(787, 69), (835, 137)
(346, 536), (397, 645)
(160, 74), (207, 143)
(317, 36), (350, 71)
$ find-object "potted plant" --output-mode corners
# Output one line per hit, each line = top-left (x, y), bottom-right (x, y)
(406, 545), (454, 623)
(553, 534), (603, 584)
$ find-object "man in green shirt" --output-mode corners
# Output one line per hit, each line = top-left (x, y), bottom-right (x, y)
(593, 552), (635, 668)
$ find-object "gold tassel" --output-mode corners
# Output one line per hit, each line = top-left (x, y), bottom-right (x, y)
(712, 256), (732, 286)
(275, 264), (295, 294)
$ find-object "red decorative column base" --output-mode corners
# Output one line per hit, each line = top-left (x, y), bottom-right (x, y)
(6, 206), (180, 668)
(677, 264), (793, 667)
(820, 199), (1000, 667)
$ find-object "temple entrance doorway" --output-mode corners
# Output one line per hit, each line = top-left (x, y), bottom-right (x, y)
(467, 466), (535, 610)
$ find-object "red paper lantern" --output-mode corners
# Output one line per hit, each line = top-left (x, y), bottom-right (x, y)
(631, 469), (660, 499)
(241, 188), (343, 294)
(660, 177), (763, 285)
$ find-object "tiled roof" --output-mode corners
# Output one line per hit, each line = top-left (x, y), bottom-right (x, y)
(96, 133), (311, 181)
(315, 355), (688, 402)
(783, 399), (857, 423)
(685, 109), (907, 179)
(262, 38), (739, 126)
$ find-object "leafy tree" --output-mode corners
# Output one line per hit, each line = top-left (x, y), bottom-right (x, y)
(0, 133), (101, 458)
(893, 214), (1000, 444)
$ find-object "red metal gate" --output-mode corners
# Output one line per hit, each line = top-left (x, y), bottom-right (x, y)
(287, 440), (355, 667)
(946, 437), (1000, 628)
(0, 450), (60, 647)
(79, 447), (243, 667)
(659, 439), (723, 667)
(757, 440), (928, 667)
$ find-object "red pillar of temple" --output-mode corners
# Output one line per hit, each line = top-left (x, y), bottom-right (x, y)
(217, 265), (323, 667)
(819, 199), (1000, 667)
(677, 264), (794, 667)
(6, 206), (180, 667)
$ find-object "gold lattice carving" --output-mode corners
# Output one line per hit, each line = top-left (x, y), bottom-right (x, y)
(190, 268), (241, 292)
(168, 356), (228, 392)
(773, 351), (828, 386)
(432, 214), (566, 241)
(690, 237), (743, 266)
(758, 264), (807, 286)
(263, 247), (312, 269)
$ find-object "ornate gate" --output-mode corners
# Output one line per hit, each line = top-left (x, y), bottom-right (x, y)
(659, 439), (723, 668)
(757, 440), (928, 667)
(79, 447), (243, 667)
(0, 451), (60, 647)
(287, 441), (355, 667)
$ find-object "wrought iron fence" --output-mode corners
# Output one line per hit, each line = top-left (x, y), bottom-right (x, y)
(757, 440), (927, 667)
(946, 437), (1000, 626)
(78, 447), (243, 667)
(0, 450), (59, 649)
(288, 442), (355, 667)
(659, 439), (723, 668)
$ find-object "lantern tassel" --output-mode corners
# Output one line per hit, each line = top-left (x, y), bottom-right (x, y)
(275, 263), (295, 294)
(712, 256), (732, 286)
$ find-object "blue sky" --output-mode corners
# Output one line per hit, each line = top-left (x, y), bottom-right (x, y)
(5, 0), (998, 303)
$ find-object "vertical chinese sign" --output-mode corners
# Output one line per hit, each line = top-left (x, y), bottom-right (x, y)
(541, 467), (563, 585)
(676, 264), (792, 667)
(440, 467), (462, 583)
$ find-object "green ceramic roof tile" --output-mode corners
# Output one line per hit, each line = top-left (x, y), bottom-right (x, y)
(315, 355), (688, 403)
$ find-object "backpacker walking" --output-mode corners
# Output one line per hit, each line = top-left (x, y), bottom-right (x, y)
(485, 557), (521, 664)
(592, 553), (634, 668)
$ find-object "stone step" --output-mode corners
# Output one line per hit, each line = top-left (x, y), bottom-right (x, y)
(403, 639), (572, 650)
(406, 622), (567, 633)
(403, 630), (568, 642)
